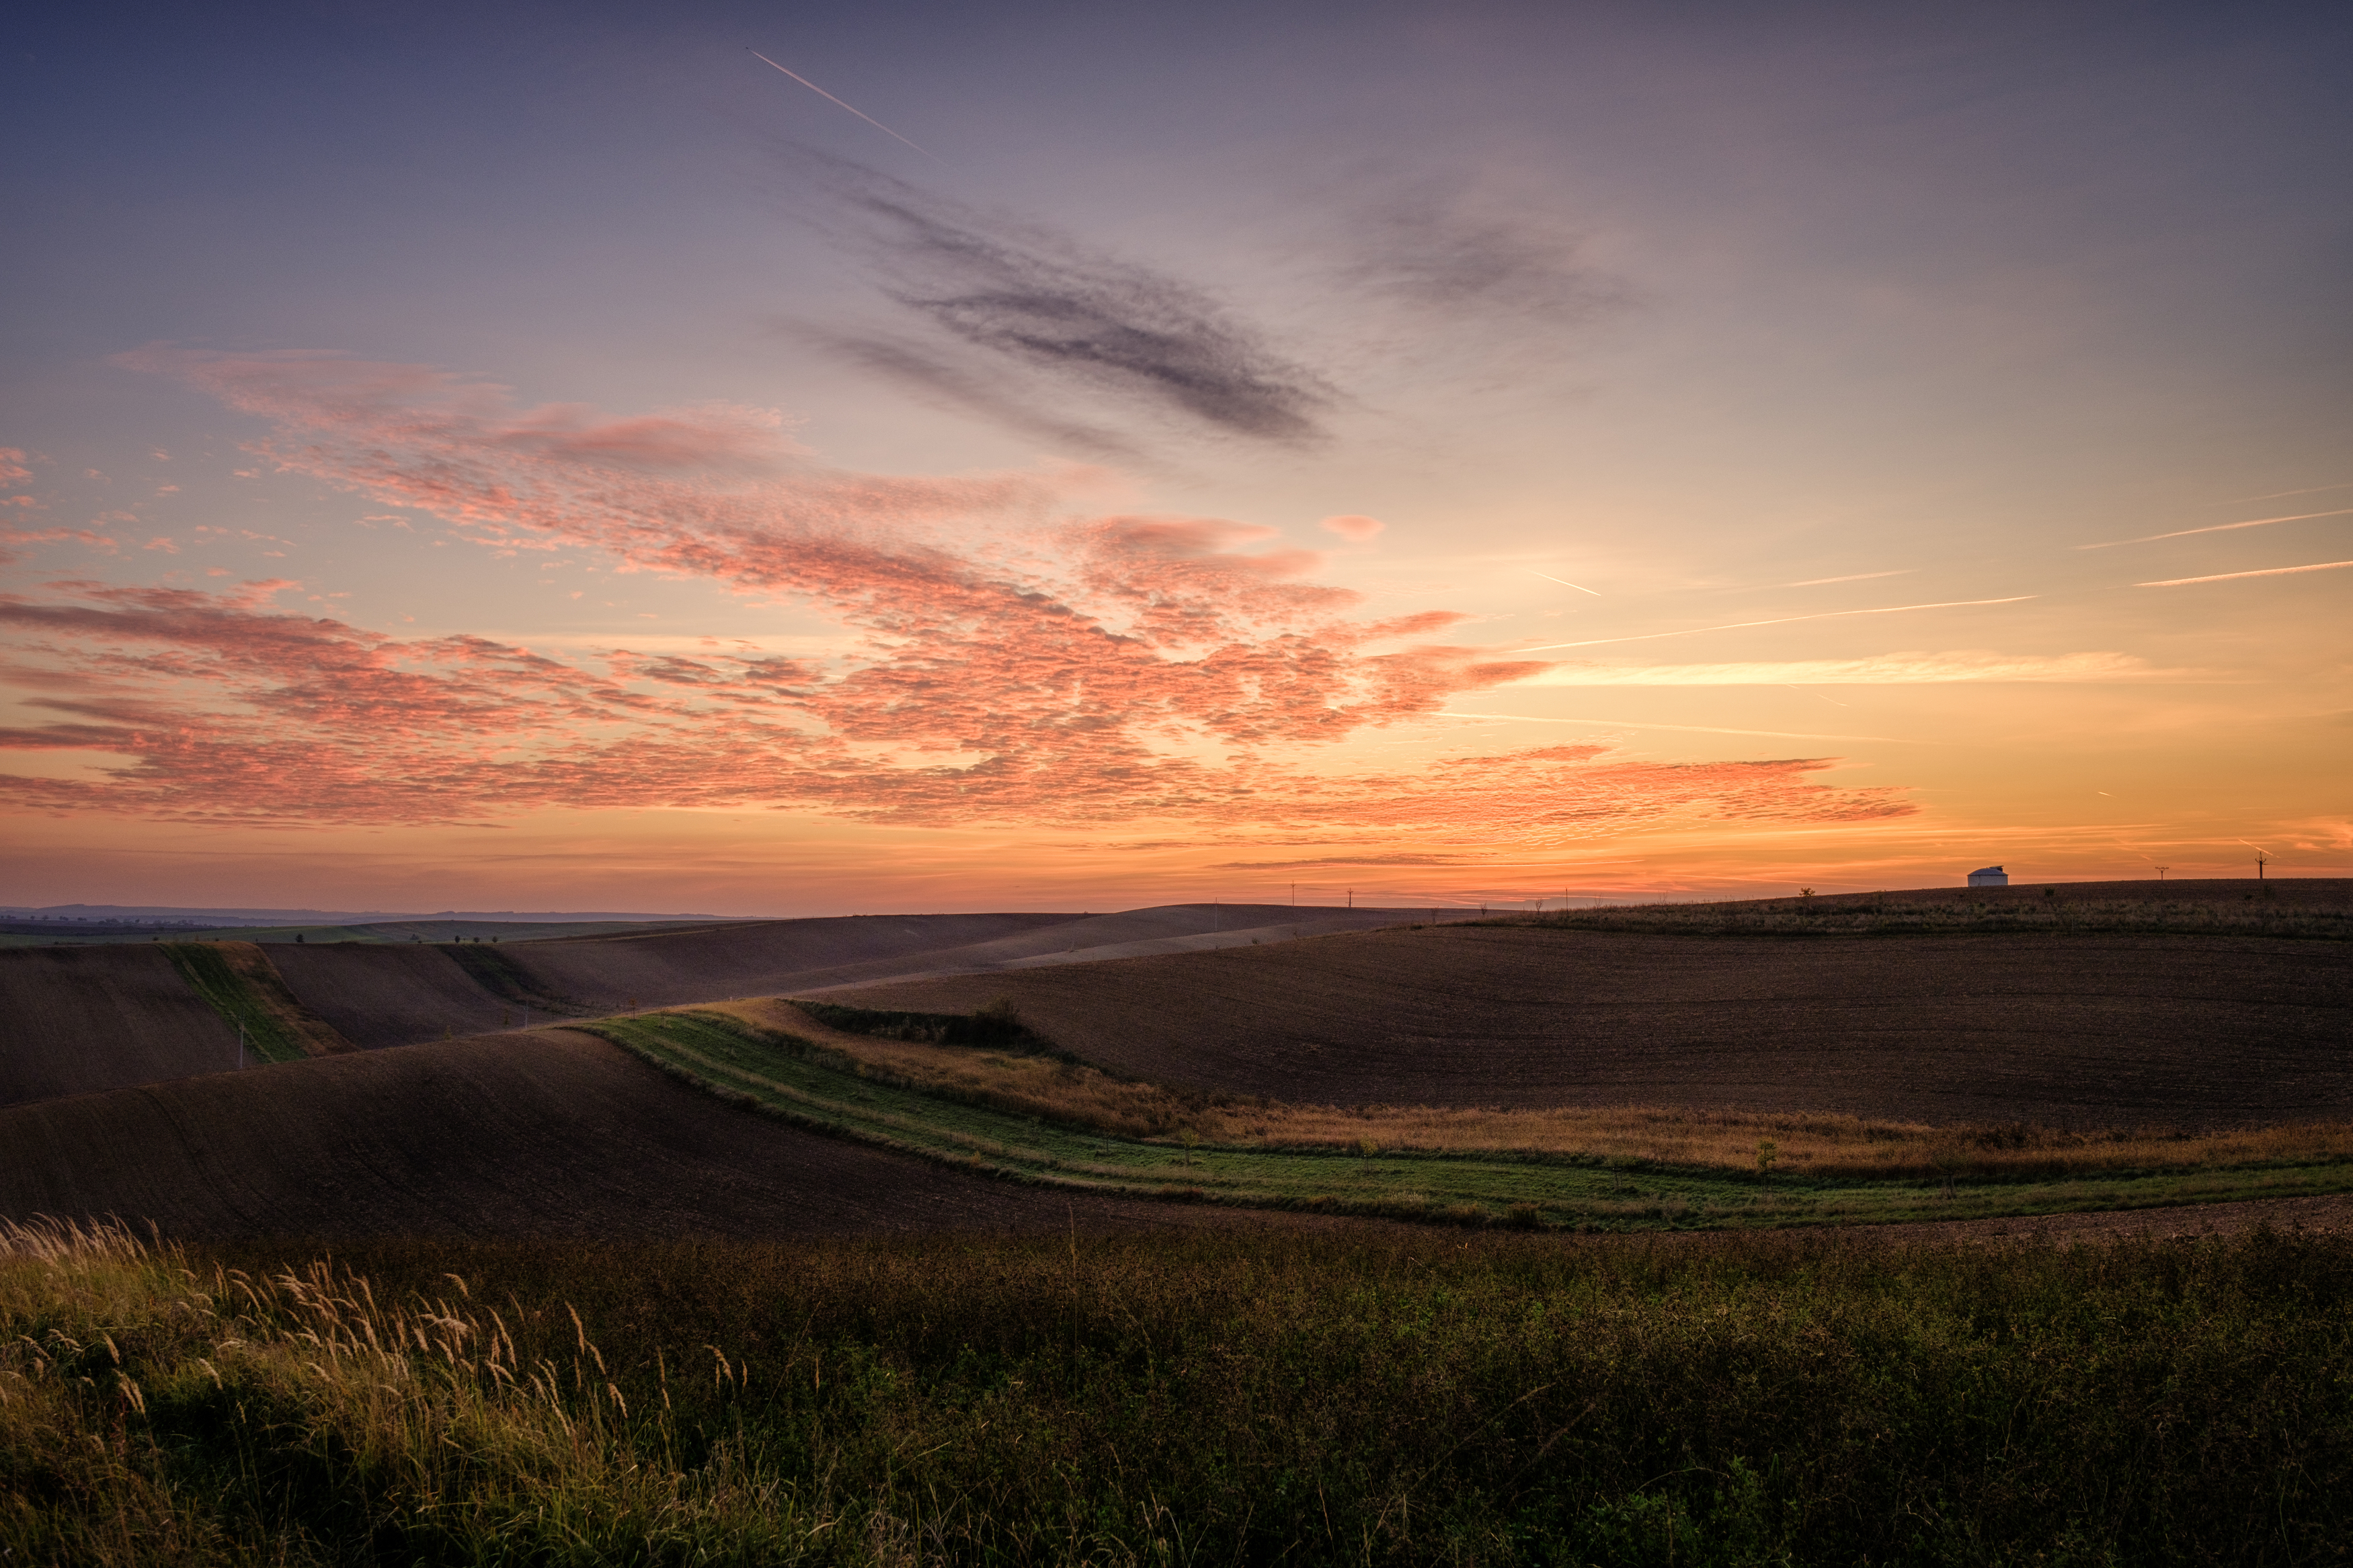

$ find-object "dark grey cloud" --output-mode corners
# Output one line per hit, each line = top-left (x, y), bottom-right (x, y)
(793, 157), (1336, 451)
(1337, 181), (1629, 326)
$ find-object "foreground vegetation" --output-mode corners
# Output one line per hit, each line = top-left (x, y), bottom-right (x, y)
(5, 1217), (2349, 1565)
(584, 1005), (2353, 1231)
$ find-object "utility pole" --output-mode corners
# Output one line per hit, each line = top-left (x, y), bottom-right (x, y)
(2155, 866), (2169, 881)
(2257, 851), (2270, 880)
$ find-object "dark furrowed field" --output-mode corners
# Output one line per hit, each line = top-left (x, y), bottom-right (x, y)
(829, 924), (2353, 1127)
(0, 1030), (1288, 1241)
(7, 1220), (2351, 1565)
(0, 946), (241, 1108)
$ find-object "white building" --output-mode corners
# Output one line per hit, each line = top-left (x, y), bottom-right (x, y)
(1966, 865), (2009, 887)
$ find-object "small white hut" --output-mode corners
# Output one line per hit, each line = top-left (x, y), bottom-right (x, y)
(1966, 865), (2009, 887)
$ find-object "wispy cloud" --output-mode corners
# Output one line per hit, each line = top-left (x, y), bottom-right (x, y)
(0, 349), (1888, 841)
(1334, 179), (1625, 327)
(1514, 597), (2036, 653)
(1211, 853), (1468, 869)
(1434, 712), (1916, 744)
(2137, 559), (2353, 587)
(2075, 508), (2353, 550)
(1519, 651), (2162, 685)
(797, 160), (1334, 450)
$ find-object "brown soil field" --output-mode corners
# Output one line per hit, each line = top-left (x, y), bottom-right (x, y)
(262, 909), (1412, 1050)
(778, 904), (1433, 992)
(0, 1030), (1266, 1241)
(265, 942), (557, 1049)
(825, 924), (2353, 1128)
(1815, 876), (2350, 909)
(0, 908), (1423, 1107)
(492, 912), (1084, 1012)
(0, 946), (241, 1108)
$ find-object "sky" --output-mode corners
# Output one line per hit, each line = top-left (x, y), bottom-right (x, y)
(3, 0), (2348, 915)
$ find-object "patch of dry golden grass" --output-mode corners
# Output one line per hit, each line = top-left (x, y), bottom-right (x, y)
(720, 1000), (2353, 1182)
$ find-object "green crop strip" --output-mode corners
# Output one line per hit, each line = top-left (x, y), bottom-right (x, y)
(440, 940), (583, 1014)
(582, 1011), (2353, 1232)
(159, 944), (309, 1065)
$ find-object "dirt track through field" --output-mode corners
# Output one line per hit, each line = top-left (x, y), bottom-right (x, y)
(0, 946), (241, 1108)
(828, 925), (2353, 1128)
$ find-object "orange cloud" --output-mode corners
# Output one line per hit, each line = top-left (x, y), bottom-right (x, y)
(0, 351), (1917, 845)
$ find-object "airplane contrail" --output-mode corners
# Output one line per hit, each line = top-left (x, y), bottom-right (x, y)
(2229, 481), (2353, 503)
(2075, 507), (2353, 550)
(2137, 559), (2353, 587)
(1788, 569), (1912, 587)
(748, 48), (948, 167)
(1530, 571), (1601, 595)
(1511, 595), (2036, 653)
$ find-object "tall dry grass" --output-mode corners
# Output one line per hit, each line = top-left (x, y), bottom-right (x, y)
(0, 1219), (824, 1563)
(737, 999), (2353, 1182)
(11, 1218), (2353, 1563)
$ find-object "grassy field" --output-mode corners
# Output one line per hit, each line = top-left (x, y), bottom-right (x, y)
(6, 1215), (2350, 1565)
(584, 1006), (2353, 1231)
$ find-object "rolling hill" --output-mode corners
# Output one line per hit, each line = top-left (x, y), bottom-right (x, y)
(0, 1030), (1254, 1239)
(821, 919), (2353, 1128)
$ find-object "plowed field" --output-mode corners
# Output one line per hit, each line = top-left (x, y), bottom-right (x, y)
(0, 946), (241, 1107)
(266, 942), (557, 1048)
(493, 913), (1084, 1012)
(826, 925), (2353, 1128)
(0, 1032), (1252, 1240)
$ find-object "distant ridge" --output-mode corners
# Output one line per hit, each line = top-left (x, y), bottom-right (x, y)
(3, 903), (752, 925)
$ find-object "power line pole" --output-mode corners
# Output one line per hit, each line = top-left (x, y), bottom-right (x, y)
(2257, 851), (2270, 880)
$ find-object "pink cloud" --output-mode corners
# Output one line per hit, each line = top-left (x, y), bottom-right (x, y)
(1320, 513), (1384, 542)
(0, 351), (1917, 842)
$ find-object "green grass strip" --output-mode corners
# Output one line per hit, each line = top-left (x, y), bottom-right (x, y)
(584, 1011), (2353, 1233)
(160, 943), (309, 1065)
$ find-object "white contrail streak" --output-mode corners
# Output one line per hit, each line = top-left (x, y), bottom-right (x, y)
(748, 48), (947, 166)
(2075, 508), (2353, 550)
(2229, 481), (2353, 503)
(1788, 569), (1912, 586)
(1530, 571), (1601, 595)
(1511, 595), (2036, 653)
(2137, 559), (2353, 587)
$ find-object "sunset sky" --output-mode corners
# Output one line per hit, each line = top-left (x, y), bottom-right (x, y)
(4, 2), (2348, 915)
